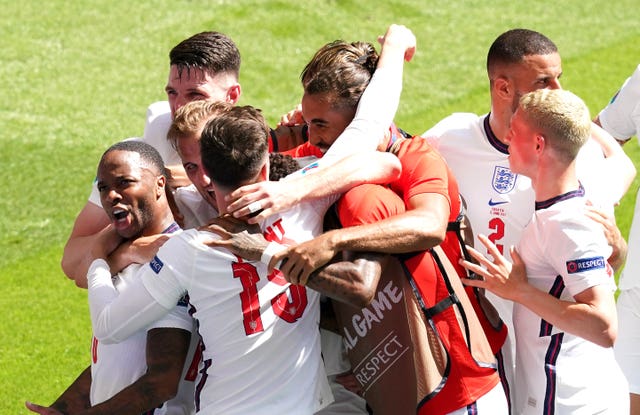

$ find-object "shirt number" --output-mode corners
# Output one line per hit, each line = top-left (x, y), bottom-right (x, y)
(233, 261), (308, 335)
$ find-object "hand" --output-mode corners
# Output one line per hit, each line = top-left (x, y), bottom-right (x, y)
(377, 24), (416, 62)
(199, 215), (267, 261)
(90, 225), (122, 260)
(25, 401), (64, 415)
(226, 180), (301, 224)
(273, 232), (338, 285)
(459, 234), (527, 301)
(584, 205), (627, 270)
(112, 233), (171, 265)
(277, 104), (304, 127)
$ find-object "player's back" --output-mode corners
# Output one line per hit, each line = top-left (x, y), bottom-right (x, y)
(145, 199), (333, 415)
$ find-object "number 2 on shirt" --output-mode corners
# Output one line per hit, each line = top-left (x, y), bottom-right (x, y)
(233, 261), (308, 336)
(488, 217), (505, 255)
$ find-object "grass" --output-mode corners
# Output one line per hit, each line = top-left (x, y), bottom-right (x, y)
(2, 0), (639, 413)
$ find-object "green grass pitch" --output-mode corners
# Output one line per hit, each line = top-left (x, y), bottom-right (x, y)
(1, 0), (639, 412)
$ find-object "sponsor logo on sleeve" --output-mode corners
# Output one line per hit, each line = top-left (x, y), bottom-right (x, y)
(149, 255), (164, 274)
(566, 256), (606, 274)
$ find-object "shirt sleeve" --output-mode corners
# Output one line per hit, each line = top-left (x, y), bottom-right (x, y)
(547, 217), (616, 297)
(88, 258), (176, 344)
(598, 64), (640, 140)
(322, 65), (402, 163)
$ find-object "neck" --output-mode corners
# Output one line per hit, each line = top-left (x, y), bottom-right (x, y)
(488, 109), (510, 146)
(531, 161), (579, 202)
(142, 208), (176, 236)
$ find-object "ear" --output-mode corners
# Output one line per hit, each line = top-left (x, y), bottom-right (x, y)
(257, 155), (270, 183)
(493, 76), (511, 100)
(156, 175), (167, 198)
(226, 84), (241, 105)
(535, 134), (545, 154)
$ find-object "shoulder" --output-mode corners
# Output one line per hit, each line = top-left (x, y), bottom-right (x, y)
(422, 112), (483, 139)
(146, 101), (171, 122)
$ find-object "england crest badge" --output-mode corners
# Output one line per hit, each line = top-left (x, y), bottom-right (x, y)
(492, 166), (517, 194)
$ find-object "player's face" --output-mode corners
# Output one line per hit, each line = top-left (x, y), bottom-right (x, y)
(505, 109), (538, 177)
(166, 66), (237, 118)
(97, 150), (161, 239)
(508, 53), (562, 114)
(177, 135), (218, 210)
(301, 92), (356, 154)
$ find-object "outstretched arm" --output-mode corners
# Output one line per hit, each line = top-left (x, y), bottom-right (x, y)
(226, 151), (401, 222)
(199, 216), (385, 308)
(26, 366), (92, 415)
(273, 192), (450, 283)
(225, 24), (416, 222)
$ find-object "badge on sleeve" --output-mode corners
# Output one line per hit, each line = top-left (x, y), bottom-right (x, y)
(566, 256), (606, 274)
(149, 255), (164, 274)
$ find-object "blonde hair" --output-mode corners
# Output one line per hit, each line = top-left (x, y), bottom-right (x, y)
(167, 100), (233, 152)
(519, 89), (591, 161)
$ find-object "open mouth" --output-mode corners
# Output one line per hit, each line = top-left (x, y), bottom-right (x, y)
(112, 208), (129, 222)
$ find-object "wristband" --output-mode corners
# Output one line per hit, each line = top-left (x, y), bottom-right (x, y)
(260, 242), (286, 268)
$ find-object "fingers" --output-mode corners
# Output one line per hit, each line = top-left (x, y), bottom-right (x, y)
(25, 401), (48, 415)
(246, 208), (274, 225)
(476, 234), (508, 265)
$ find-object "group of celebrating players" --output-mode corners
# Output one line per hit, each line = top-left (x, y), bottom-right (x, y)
(25, 22), (640, 415)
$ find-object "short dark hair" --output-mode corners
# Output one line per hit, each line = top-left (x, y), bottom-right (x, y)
(170, 31), (241, 80)
(200, 106), (269, 188)
(268, 153), (299, 181)
(301, 40), (378, 110)
(100, 140), (167, 178)
(487, 29), (558, 77)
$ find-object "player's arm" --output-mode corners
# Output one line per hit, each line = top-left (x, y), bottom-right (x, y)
(65, 328), (191, 415)
(303, 252), (388, 308)
(199, 216), (385, 307)
(274, 192), (450, 283)
(87, 258), (179, 344)
(61, 201), (113, 288)
(589, 122), (636, 197)
(225, 24), (415, 221)
(25, 366), (92, 415)
(227, 151), (402, 222)
(584, 205), (628, 271)
(461, 235), (617, 348)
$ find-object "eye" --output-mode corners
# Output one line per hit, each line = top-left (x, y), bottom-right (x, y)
(97, 184), (107, 193)
(118, 178), (134, 187)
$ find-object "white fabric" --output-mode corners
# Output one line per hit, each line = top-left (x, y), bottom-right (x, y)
(615, 287), (640, 394)
(322, 66), (402, 164)
(597, 64), (640, 141)
(446, 382), (508, 415)
(173, 184), (218, 230)
(88, 260), (196, 414)
(143, 101), (182, 166)
(424, 112), (622, 409)
(598, 65), (640, 399)
(88, 195), (339, 415)
(598, 63), (640, 291)
(513, 195), (627, 415)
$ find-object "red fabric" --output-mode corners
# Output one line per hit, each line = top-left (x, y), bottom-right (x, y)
(337, 138), (503, 414)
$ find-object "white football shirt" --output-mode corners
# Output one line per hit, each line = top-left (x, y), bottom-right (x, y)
(513, 192), (627, 414)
